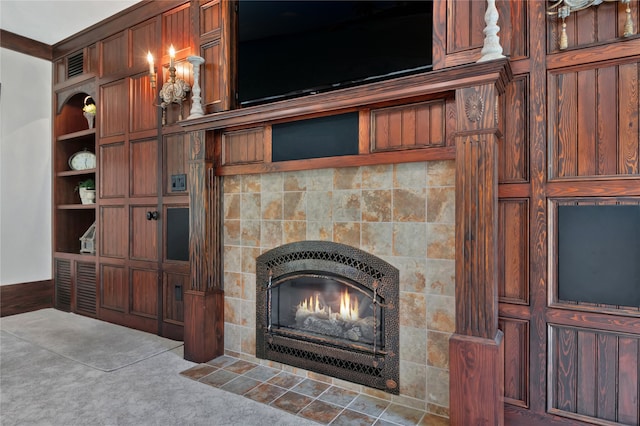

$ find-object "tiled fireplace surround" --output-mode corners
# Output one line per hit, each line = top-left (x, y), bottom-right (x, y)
(222, 160), (455, 417)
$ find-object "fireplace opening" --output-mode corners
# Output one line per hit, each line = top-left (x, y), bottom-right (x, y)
(256, 241), (399, 393)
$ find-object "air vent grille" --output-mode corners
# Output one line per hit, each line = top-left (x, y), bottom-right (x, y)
(67, 52), (84, 78)
(75, 262), (96, 315)
(55, 259), (72, 311)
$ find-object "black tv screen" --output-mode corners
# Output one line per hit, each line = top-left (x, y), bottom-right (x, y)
(238, 1), (433, 107)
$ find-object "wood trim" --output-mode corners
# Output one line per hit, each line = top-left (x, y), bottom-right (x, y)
(183, 289), (224, 363)
(0, 280), (54, 317)
(0, 29), (52, 61)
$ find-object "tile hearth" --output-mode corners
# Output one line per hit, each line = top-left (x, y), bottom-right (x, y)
(180, 355), (449, 426)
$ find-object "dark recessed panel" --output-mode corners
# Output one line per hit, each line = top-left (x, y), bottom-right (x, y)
(166, 208), (189, 262)
(558, 205), (640, 307)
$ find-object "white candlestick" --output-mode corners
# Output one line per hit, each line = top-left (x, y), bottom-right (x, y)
(187, 55), (205, 119)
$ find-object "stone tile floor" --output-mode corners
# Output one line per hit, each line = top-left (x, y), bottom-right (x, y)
(180, 355), (449, 426)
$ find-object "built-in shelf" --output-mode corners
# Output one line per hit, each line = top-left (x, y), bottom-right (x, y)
(57, 128), (95, 142)
(57, 204), (97, 210)
(54, 251), (96, 258)
(57, 169), (96, 177)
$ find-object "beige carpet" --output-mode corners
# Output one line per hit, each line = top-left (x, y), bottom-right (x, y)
(0, 308), (182, 371)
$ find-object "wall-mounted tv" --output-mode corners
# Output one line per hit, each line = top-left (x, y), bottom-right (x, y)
(238, 1), (434, 107)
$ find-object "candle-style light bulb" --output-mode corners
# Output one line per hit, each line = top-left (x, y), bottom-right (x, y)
(147, 51), (154, 75)
(169, 44), (175, 69)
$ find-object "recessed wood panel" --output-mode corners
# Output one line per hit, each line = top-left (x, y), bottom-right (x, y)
(501, 75), (529, 183)
(100, 31), (128, 77)
(130, 268), (158, 318)
(100, 206), (127, 258)
(202, 40), (221, 110)
(130, 139), (158, 197)
(100, 264), (127, 312)
(129, 18), (157, 73)
(130, 74), (157, 133)
(130, 206), (158, 261)
(100, 142), (127, 198)
(498, 317), (529, 407)
(549, 60), (640, 178)
(498, 199), (529, 304)
(549, 325), (640, 425)
(164, 271), (186, 324)
(162, 3), (191, 54)
(165, 134), (188, 195)
(100, 79), (128, 138)
(222, 127), (265, 165)
(200, 0), (221, 37)
(371, 100), (446, 152)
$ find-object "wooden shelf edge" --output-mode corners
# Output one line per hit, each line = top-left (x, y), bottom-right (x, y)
(57, 169), (96, 177)
(57, 128), (96, 141)
(54, 251), (97, 260)
(57, 204), (97, 210)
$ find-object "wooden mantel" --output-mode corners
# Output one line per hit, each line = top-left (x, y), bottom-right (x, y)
(181, 58), (513, 425)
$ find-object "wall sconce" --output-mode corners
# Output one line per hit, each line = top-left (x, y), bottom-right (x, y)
(547, 0), (635, 50)
(148, 45), (191, 125)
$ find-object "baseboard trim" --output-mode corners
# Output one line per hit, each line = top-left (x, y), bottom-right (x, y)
(0, 280), (53, 317)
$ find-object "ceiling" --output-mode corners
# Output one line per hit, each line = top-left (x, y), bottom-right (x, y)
(0, 0), (141, 45)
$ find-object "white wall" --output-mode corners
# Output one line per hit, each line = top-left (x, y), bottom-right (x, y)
(0, 48), (52, 285)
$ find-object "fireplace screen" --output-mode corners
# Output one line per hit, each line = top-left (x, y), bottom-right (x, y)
(256, 241), (399, 393)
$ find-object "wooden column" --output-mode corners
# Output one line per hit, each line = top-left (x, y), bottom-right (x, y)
(184, 129), (224, 363)
(450, 79), (507, 425)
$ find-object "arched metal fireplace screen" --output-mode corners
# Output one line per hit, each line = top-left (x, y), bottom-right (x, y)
(256, 241), (399, 393)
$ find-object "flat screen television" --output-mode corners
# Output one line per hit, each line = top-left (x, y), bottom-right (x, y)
(238, 1), (434, 107)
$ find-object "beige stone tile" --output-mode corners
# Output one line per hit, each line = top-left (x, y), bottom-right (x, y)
(242, 174), (261, 193)
(223, 272), (243, 298)
(334, 222), (360, 247)
(331, 377), (363, 393)
(224, 245), (242, 273)
(241, 247), (260, 273)
(283, 221), (306, 243)
(393, 223), (427, 257)
(224, 220), (241, 245)
(393, 188), (426, 222)
(361, 387), (393, 401)
(399, 291), (427, 328)
(224, 297), (242, 324)
(362, 190), (392, 222)
(240, 193), (261, 220)
(426, 223), (455, 260)
(223, 175), (241, 193)
(426, 295), (455, 333)
(260, 172), (282, 192)
(224, 323), (241, 353)
(427, 187), (455, 223)
(427, 331), (451, 369)
(400, 361), (427, 400)
(283, 191), (306, 220)
(283, 171), (307, 191)
(426, 367), (449, 407)
(261, 192), (282, 220)
(394, 162), (426, 188)
(240, 220), (260, 247)
(260, 221), (283, 248)
(392, 256), (427, 293)
(307, 221), (333, 241)
(426, 160), (455, 187)
(240, 299), (255, 328)
(307, 168), (334, 191)
(306, 191), (332, 221)
(224, 193), (241, 219)
(425, 259), (455, 296)
(361, 164), (393, 189)
(333, 190), (361, 222)
(361, 222), (393, 257)
(425, 403), (450, 420)
(334, 167), (361, 189)
(400, 326), (427, 364)
(391, 394), (426, 411)
(242, 273), (256, 301)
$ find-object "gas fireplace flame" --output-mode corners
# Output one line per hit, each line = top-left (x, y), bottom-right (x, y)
(297, 290), (360, 322)
(339, 289), (359, 321)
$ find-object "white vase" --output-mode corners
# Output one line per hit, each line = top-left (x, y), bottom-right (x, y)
(79, 188), (96, 204)
(84, 112), (95, 129)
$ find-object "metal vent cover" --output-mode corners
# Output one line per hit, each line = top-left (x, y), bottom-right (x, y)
(67, 52), (84, 78)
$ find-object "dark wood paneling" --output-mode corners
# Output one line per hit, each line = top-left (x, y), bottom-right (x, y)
(549, 325), (640, 425)
(164, 271), (186, 324)
(0, 280), (53, 317)
(183, 289), (224, 363)
(501, 75), (529, 183)
(200, 0), (221, 38)
(130, 74), (158, 133)
(548, 59), (640, 179)
(100, 80), (128, 138)
(100, 31), (128, 77)
(129, 18), (158, 74)
(162, 3), (192, 54)
(165, 134), (188, 196)
(100, 206), (127, 258)
(99, 142), (128, 198)
(0, 29), (52, 61)
(499, 317), (529, 407)
(130, 268), (158, 318)
(100, 264), (127, 312)
(130, 139), (158, 197)
(498, 199), (529, 304)
(371, 100), (446, 152)
(75, 261), (96, 317)
(221, 127), (265, 165)
(130, 206), (158, 261)
(202, 40), (222, 111)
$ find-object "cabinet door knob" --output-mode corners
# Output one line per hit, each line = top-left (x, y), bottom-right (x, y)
(146, 211), (159, 220)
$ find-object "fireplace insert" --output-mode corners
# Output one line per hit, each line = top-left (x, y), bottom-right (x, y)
(256, 241), (399, 393)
